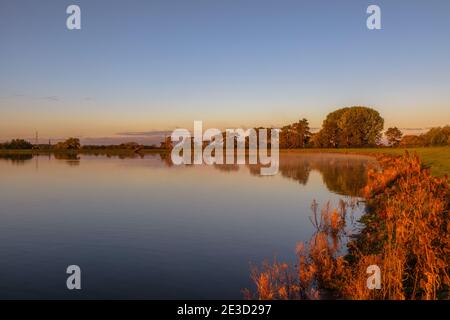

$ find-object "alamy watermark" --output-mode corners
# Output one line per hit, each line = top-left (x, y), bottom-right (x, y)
(367, 5), (382, 30)
(65, 4), (381, 31)
(66, 5), (81, 30)
(66, 265), (81, 290)
(170, 121), (280, 176)
(367, 265), (382, 290)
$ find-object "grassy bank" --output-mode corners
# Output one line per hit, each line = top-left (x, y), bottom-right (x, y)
(245, 153), (450, 300)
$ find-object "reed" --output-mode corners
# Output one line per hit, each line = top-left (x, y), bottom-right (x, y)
(245, 152), (450, 300)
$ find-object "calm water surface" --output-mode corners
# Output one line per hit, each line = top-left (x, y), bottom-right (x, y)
(0, 152), (374, 299)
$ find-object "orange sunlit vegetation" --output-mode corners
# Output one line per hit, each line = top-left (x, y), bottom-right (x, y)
(244, 153), (449, 300)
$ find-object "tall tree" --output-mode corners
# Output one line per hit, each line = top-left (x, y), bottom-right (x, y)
(293, 118), (311, 148)
(316, 108), (349, 147)
(280, 118), (311, 148)
(385, 127), (403, 147)
(316, 106), (384, 147)
(55, 138), (81, 150)
(421, 126), (450, 146)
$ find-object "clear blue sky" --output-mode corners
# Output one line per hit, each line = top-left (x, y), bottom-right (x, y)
(1, 0), (449, 142)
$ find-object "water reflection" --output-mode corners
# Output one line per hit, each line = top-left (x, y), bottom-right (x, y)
(0, 153), (33, 165)
(277, 154), (372, 196)
(0, 151), (373, 299)
(153, 152), (373, 196)
(54, 153), (81, 166)
(0, 152), (374, 195)
(246, 154), (373, 196)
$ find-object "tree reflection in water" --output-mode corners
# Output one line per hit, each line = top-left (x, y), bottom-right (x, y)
(0, 152), (375, 196)
(246, 153), (375, 197)
(0, 153), (33, 165)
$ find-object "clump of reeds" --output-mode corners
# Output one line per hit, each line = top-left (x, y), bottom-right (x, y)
(361, 152), (449, 299)
(243, 200), (353, 300)
(244, 152), (450, 300)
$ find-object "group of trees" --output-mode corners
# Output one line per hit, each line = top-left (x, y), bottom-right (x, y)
(0, 139), (33, 150)
(83, 142), (151, 151)
(56, 139), (150, 151)
(399, 126), (450, 147)
(54, 138), (81, 150)
(277, 107), (449, 148)
(279, 118), (311, 149)
(383, 125), (450, 148)
(169, 107), (444, 150)
(0, 137), (152, 151)
(2, 107), (449, 150)
(279, 106), (385, 148)
(0, 137), (82, 150)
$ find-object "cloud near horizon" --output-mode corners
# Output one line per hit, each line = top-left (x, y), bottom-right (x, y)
(116, 130), (173, 137)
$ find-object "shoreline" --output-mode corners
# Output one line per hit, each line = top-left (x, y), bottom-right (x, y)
(1, 146), (449, 176)
(246, 153), (450, 300)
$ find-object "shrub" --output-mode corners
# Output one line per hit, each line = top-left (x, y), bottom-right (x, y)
(0, 139), (33, 149)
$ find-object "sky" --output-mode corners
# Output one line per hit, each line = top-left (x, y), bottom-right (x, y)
(1, 0), (450, 144)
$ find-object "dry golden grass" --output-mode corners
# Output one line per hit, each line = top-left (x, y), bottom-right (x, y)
(362, 153), (449, 299)
(244, 152), (450, 300)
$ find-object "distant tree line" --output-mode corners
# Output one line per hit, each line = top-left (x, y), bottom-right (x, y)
(56, 139), (159, 151)
(82, 141), (159, 151)
(275, 107), (448, 148)
(277, 106), (385, 148)
(2, 106), (449, 150)
(0, 139), (33, 150)
(54, 138), (81, 150)
(399, 126), (450, 147)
